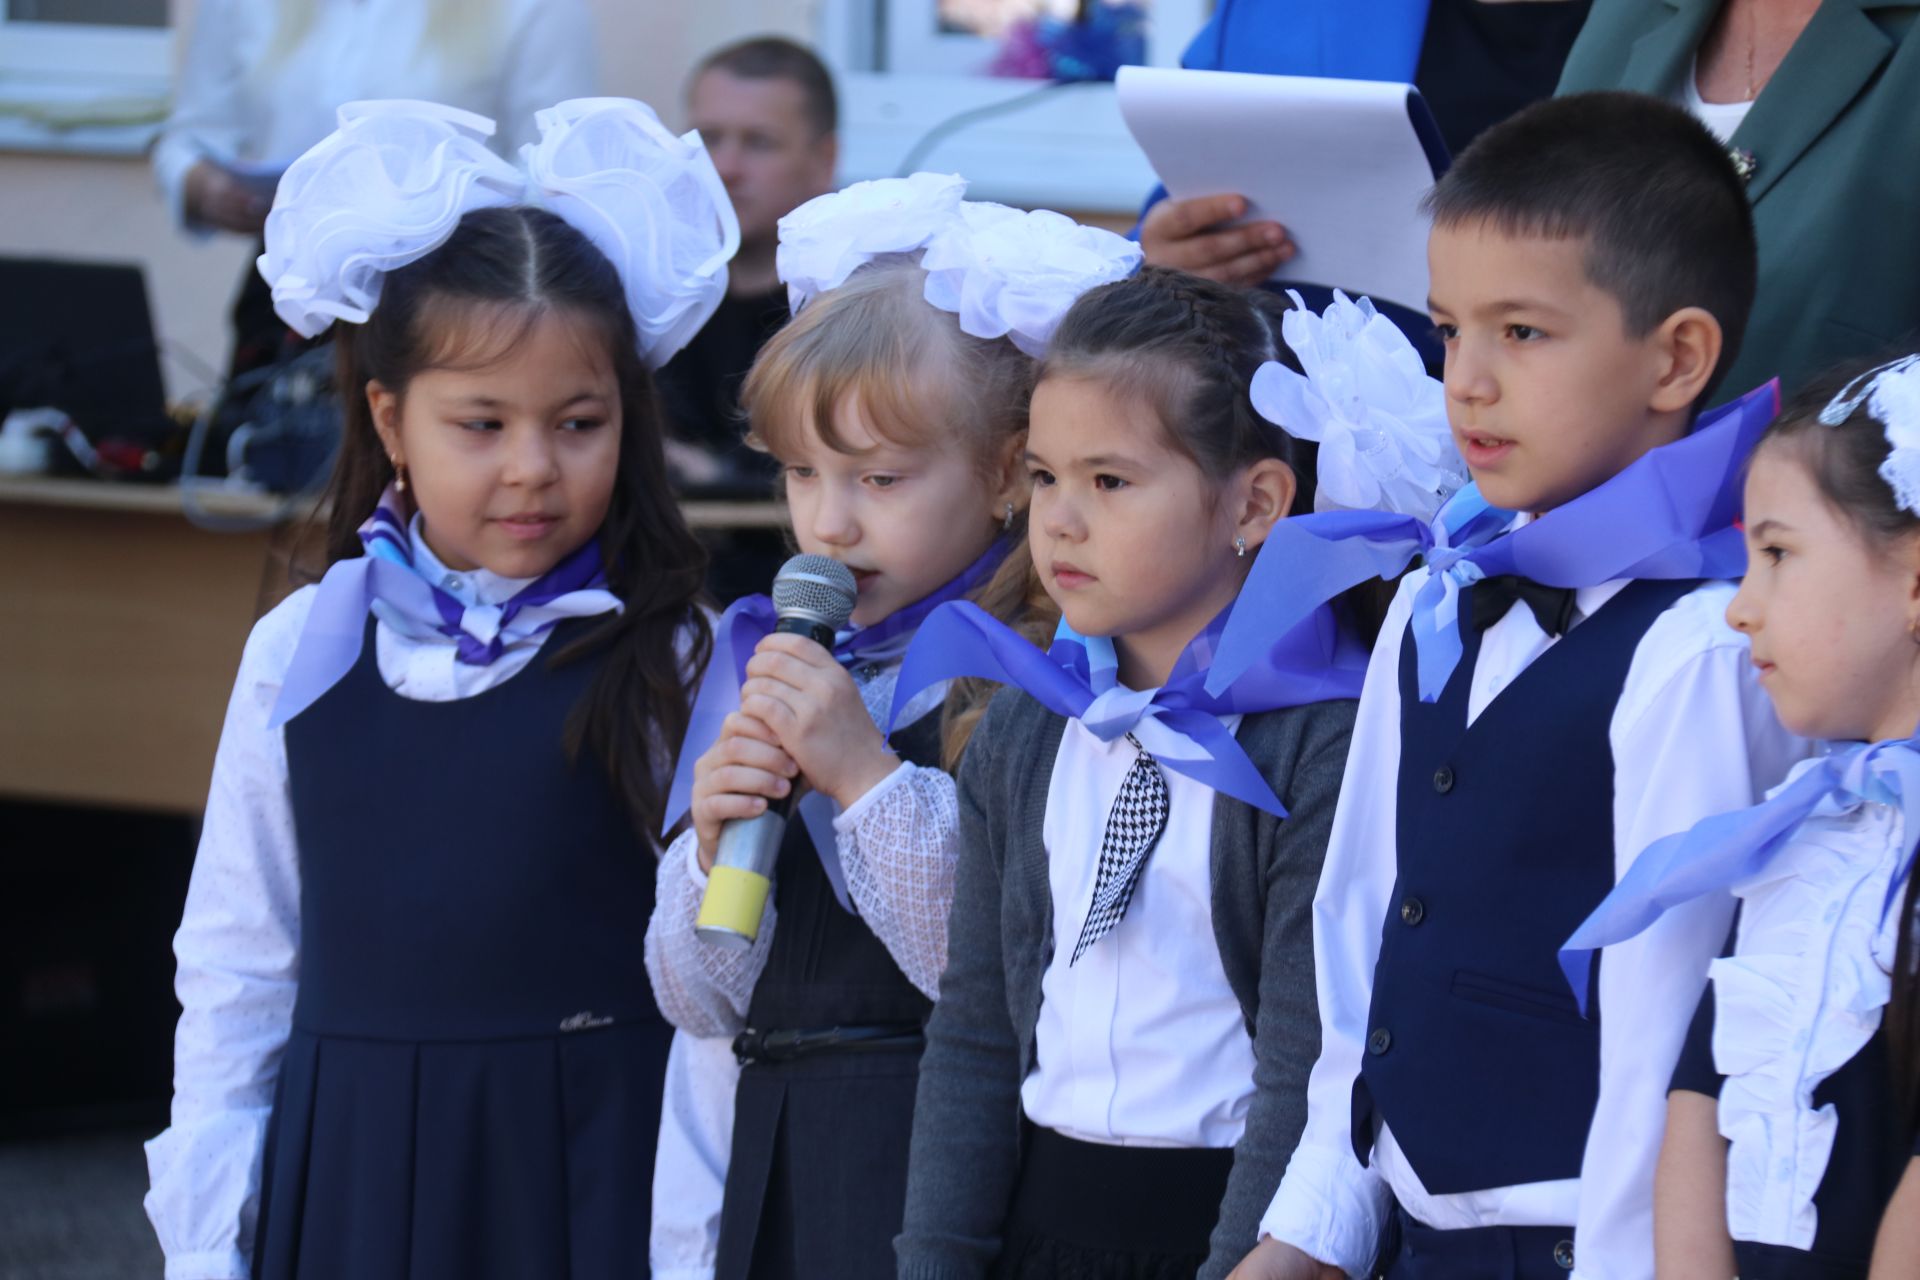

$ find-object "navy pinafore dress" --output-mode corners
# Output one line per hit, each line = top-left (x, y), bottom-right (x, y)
(257, 618), (671, 1280)
(712, 707), (944, 1280)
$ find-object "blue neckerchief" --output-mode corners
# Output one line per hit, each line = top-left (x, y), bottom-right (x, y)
(662, 538), (1010, 836)
(1209, 380), (1782, 703)
(270, 486), (619, 729)
(1559, 731), (1920, 1014)
(887, 589), (1368, 817)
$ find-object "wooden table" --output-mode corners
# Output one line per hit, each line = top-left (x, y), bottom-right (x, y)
(0, 476), (782, 815)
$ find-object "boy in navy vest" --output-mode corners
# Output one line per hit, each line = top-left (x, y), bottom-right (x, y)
(1229, 94), (1808, 1280)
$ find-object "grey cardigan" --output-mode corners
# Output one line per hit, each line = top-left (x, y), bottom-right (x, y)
(896, 688), (1358, 1280)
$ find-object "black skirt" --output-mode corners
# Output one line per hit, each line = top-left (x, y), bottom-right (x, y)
(992, 1125), (1234, 1280)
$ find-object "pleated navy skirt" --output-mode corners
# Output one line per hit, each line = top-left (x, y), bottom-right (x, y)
(261, 619), (670, 1279)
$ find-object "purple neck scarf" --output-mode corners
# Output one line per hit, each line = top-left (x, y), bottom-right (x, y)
(1209, 380), (1782, 704)
(886, 589), (1369, 817)
(268, 486), (622, 728)
(662, 538), (1012, 836)
(1560, 731), (1920, 1015)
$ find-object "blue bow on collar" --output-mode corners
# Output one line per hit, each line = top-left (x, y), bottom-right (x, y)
(1209, 381), (1781, 703)
(1560, 732), (1920, 1015)
(888, 592), (1367, 817)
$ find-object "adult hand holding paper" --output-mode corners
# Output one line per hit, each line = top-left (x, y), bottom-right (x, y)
(1138, 191), (1295, 287)
(1117, 66), (1448, 314)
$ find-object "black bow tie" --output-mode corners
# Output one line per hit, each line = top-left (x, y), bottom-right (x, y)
(1470, 575), (1579, 637)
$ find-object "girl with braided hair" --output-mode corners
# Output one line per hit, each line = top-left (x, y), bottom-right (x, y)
(893, 270), (1464, 1280)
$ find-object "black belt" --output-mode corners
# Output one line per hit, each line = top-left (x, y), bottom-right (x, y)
(732, 1021), (925, 1065)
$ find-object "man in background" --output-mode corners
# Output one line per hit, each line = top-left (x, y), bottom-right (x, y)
(657, 36), (838, 505)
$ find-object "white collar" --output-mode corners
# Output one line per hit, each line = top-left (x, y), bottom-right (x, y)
(409, 513), (538, 608)
(1506, 510), (1629, 621)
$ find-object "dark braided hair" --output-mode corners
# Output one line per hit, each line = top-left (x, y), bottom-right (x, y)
(1043, 267), (1306, 490)
(1040, 267), (1393, 640)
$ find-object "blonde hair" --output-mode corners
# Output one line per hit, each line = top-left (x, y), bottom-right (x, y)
(742, 257), (1053, 766)
(741, 258), (1031, 478)
(939, 510), (1058, 770)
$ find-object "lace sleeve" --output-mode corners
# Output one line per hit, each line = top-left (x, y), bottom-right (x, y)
(644, 829), (775, 1037)
(832, 763), (961, 999)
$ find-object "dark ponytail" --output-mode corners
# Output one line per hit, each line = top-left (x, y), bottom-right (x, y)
(1040, 267), (1393, 643)
(318, 205), (712, 843)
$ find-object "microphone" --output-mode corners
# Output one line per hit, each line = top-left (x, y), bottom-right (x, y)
(694, 554), (859, 949)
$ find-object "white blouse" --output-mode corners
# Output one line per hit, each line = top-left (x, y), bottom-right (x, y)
(152, 0), (598, 228)
(642, 665), (957, 1279)
(1714, 759), (1909, 1250)
(143, 530), (571, 1280)
(1021, 715), (1259, 1148)
(1679, 54), (1756, 145)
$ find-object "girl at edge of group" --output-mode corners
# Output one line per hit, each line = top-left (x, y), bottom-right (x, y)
(1611, 355), (1920, 1280)
(144, 98), (731, 1280)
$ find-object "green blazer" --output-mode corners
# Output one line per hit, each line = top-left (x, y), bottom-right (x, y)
(1558, 0), (1920, 402)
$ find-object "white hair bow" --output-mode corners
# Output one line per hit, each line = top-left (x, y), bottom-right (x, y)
(1250, 289), (1467, 523)
(920, 200), (1141, 358)
(1821, 353), (1920, 516)
(258, 98), (740, 369)
(776, 172), (969, 314)
(776, 170), (1141, 357)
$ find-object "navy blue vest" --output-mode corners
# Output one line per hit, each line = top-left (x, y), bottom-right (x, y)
(284, 619), (663, 1041)
(1353, 577), (1696, 1195)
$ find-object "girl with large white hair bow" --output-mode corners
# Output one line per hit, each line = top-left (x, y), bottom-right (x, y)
(144, 97), (735, 1280)
(644, 172), (1141, 1280)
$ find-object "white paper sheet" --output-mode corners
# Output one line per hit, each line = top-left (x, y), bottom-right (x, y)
(1116, 66), (1444, 313)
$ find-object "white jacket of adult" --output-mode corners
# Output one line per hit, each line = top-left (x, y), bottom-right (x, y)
(152, 0), (598, 229)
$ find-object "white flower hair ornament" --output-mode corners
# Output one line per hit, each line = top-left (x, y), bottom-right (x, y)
(1820, 353), (1920, 515)
(920, 201), (1143, 358)
(776, 171), (969, 315)
(257, 97), (740, 369)
(1249, 289), (1467, 523)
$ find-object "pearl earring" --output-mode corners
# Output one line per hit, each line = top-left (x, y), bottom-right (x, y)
(1234, 536), (1247, 558)
(392, 459), (407, 493)
(1003, 501), (1016, 531)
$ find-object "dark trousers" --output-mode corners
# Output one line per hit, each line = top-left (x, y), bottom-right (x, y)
(1380, 1208), (1575, 1280)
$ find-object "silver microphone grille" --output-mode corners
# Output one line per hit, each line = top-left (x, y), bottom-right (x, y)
(770, 554), (859, 630)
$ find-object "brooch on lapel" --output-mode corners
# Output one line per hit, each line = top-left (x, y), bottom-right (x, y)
(1729, 146), (1757, 185)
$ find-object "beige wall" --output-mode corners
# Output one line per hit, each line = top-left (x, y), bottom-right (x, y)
(0, 0), (809, 402)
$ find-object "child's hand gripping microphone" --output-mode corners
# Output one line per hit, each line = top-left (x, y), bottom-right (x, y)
(695, 554), (859, 949)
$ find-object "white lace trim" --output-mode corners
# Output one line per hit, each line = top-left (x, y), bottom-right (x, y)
(642, 660), (959, 1026)
(1714, 781), (1907, 1248)
(834, 763), (961, 998)
(643, 829), (772, 1037)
